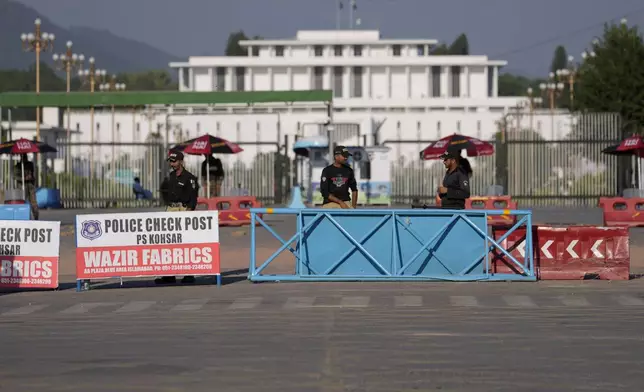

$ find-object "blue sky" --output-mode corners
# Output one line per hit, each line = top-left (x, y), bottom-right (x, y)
(15, 0), (644, 77)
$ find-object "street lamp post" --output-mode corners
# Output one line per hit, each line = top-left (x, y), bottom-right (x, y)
(526, 87), (543, 131)
(53, 41), (84, 171)
(20, 18), (54, 185)
(78, 58), (106, 178)
(540, 73), (565, 139)
(99, 77), (126, 174)
(556, 55), (581, 111)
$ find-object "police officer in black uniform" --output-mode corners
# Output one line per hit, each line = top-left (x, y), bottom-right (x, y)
(437, 150), (470, 209)
(156, 151), (200, 284)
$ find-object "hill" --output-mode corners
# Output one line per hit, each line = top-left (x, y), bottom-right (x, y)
(0, 0), (180, 73)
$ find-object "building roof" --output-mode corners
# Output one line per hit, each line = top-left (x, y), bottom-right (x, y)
(239, 30), (439, 46)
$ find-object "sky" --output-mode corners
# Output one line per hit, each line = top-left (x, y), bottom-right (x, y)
(15, 0), (644, 77)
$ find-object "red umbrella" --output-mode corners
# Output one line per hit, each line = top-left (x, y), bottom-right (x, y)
(171, 134), (243, 155)
(0, 138), (57, 204)
(601, 135), (644, 157)
(420, 134), (494, 160)
(0, 138), (57, 155)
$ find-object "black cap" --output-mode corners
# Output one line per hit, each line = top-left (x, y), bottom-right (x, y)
(167, 151), (184, 162)
(439, 151), (459, 160)
(333, 145), (352, 157)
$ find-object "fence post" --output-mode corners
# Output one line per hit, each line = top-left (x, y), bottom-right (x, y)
(494, 130), (508, 193)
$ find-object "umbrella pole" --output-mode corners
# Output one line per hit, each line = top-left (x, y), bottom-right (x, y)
(207, 161), (210, 198)
(21, 160), (25, 202)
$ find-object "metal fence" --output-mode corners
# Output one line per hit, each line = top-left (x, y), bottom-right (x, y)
(0, 139), (291, 209)
(48, 141), (165, 209)
(182, 141), (290, 205)
(386, 112), (624, 207)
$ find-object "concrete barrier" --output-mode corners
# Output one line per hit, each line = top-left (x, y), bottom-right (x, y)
(491, 225), (629, 280)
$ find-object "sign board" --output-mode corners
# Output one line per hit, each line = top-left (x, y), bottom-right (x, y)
(0, 220), (60, 289)
(75, 211), (220, 280)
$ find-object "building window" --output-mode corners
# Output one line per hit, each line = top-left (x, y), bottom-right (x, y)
(456, 121), (461, 132)
(75, 123), (80, 131)
(216, 122), (220, 131)
(487, 66), (494, 97)
(256, 121), (260, 131)
(275, 46), (285, 57)
(116, 123), (120, 131)
(216, 68), (226, 91)
(252, 46), (259, 56)
(352, 67), (363, 98)
(451, 66), (461, 97)
(334, 45), (343, 56)
(136, 123), (140, 132)
(417, 121), (421, 130)
(235, 67), (245, 91)
(333, 66), (343, 98)
(396, 121), (401, 131)
(297, 122), (301, 131)
(417, 45), (425, 56)
(313, 66), (324, 90)
(353, 45), (363, 57)
(437, 121), (441, 132)
(431, 66), (441, 97)
(537, 121), (542, 131)
(314, 45), (323, 57)
(477, 121), (481, 132)
(236, 122), (240, 131)
(196, 122), (201, 132)
(393, 45), (402, 56)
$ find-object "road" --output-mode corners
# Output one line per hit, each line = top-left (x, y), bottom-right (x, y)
(1, 206), (644, 391)
(2, 281), (644, 391)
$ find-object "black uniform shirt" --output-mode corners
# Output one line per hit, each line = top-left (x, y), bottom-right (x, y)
(167, 168), (200, 210)
(438, 167), (470, 209)
(320, 164), (358, 204)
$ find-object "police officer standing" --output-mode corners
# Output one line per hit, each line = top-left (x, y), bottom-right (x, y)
(320, 146), (358, 209)
(437, 151), (470, 209)
(156, 151), (200, 285)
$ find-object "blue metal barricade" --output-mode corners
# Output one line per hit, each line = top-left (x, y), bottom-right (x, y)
(248, 208), (535, 282)
(0, 205), (31, 220)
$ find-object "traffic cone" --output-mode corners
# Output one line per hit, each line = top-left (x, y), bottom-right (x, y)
(287, 186), (306, 209)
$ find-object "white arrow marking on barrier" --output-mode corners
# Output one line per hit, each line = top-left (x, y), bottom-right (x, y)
(591, 240), (604, 258)
(517, 241), (526, 257)
(566, 240), (579, 259)
(541, 240), (554, 259)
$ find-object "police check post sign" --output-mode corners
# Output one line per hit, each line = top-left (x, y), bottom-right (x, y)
(0, 220), (61, 289)
(75, 211), (220, 280)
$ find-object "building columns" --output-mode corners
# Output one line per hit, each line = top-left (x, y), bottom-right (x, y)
(386, 66), (391, 98)
(493, 66), (499, 97)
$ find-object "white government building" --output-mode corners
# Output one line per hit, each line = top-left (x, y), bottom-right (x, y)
(45, 30), (571, 152)
(32, 29), (579, 202)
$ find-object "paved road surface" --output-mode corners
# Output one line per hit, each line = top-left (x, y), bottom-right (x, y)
(2, 281), (644, 391)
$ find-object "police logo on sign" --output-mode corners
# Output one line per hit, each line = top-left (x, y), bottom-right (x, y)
(81, 220), (103, 240)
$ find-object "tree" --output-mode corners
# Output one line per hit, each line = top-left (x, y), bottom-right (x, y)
(575, 20), (644, 129)
(498, 73), (543, 97)
(448, 34), (469, 55)
(430, 43), (450, 55)
(225, 31), (249, 56)
(550, 45), (568, 74)
(115, 70), (176, 91)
